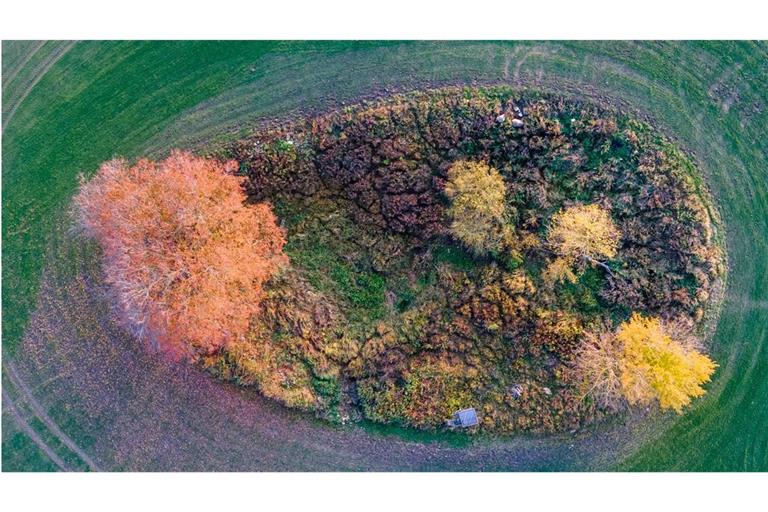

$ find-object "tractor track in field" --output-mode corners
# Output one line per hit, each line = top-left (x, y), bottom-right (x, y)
(1, 40), (76, 131)
(2, 389), (70, 471)
(2, 41), (47, 89)
(3, 361), (101, 471)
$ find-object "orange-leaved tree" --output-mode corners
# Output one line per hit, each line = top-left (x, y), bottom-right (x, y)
(75, 150), (288, 359)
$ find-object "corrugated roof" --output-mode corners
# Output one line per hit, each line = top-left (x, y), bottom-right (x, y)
(455, 408), (478, 426)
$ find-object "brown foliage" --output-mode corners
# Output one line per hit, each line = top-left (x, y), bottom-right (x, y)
(218, 88), (724, 432)
(211, 270), (351, 411)
(573, 327), (624, 411)
(75, 150), (287, 359)
(358, 355), (477, 428)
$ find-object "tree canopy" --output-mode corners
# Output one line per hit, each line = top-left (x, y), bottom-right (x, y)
(575, 313), (717, 413)
(544, 203), (620, 285)
(547, 203), (620, 262)
(444, 160), (507, 254)
(617, 313), (717, 412)
(75, 150), (287, 359)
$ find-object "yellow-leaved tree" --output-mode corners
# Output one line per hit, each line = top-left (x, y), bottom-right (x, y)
(444, 160), (507, 254)
(575, 313), (717, 413)
(617, 313), (717, 412)
(544, 203), (620, 285)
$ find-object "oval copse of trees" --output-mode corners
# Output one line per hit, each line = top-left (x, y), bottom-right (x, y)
(75, 87), (726, 434)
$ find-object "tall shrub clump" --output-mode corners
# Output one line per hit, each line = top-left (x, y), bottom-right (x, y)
(544, 203), (620, 285)
(75, 150), (287, 359)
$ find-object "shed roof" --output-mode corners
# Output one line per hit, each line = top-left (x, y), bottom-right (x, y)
(455, 408), (478, 427)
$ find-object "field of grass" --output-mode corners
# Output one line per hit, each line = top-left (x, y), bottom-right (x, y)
(2, 41), (766, 471)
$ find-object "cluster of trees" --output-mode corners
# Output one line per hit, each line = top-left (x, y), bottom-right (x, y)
(73, 88), (723, 430)
(231, 87), (722, 323)
(443, 162), (717, 413)
(75, 151), (287, 359)
(574, 314), (717, 412)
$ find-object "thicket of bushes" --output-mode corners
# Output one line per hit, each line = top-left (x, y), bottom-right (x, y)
(218, 87), (724, 432)
(77, 87), (724, 434)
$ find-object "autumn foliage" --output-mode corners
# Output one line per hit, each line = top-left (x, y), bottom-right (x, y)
(617, 313), (717, 412)
(544, 204), (620, 285)
(444, 160), (507, 254)
(75, 150), (287, 359)
(575, 314), (717, 413)
(573, 327), (624, 411)
(142, 88), (723, 432)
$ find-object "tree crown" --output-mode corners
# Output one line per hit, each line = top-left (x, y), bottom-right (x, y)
(546, 203), (620, 262)
(75, 150), (287, 359)
(617, 313), (717, 412)
(444, 160), (507, 254)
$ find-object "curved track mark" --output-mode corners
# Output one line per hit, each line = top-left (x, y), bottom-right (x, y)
(2, 41), (47, 89)
(2, 389), (70, 471)
(4, 361), (101, 471)
(2, 41), (76, 131)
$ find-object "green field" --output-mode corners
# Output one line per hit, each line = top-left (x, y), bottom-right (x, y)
(2, 41), (766, 471)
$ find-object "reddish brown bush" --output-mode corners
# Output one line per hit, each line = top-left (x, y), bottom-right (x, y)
(75, 150), (287, 359)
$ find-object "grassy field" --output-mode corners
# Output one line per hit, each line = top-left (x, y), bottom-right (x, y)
(2, 41), (766, 471)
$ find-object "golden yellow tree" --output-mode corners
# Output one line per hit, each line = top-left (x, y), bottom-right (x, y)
(575, 314), (717, 412)
(544, 204), (620, 285)
(617, 313), (717, 412)
(444, 160), (507, 254)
